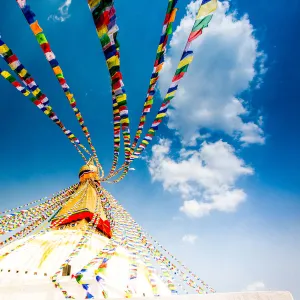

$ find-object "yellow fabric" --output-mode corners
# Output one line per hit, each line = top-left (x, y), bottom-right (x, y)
(97, 26), (108, 38)
(1, 71), (10, 78)
(166, 91), (176, 98)
(177, 56), (193, 69)
(116, 94), (126, 102)
(32, 88), (41, 96)
(157, 44), (163, 53)
(19, 68), (27, 77)
(88, 0), (101, 9)
(121, 117), (129, 124)
(0, 44), (9, 54)
(107, 56), (120, 69)
(157, 113), (167, 119)
(197, 0), (218, 19)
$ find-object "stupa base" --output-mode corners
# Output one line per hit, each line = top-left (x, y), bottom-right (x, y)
(122, 291), (293, 300)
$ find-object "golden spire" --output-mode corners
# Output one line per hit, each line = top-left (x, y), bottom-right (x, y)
(50, 162), (111, 237)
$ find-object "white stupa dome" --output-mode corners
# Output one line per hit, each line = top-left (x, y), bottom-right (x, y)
(0, 229), (171, 300)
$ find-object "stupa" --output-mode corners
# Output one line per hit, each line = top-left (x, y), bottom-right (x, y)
(0, 161), (174, 299)
(0, 161), (294, 300)
(0, 1), (295, 299)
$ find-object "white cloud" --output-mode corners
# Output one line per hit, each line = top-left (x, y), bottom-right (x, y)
(149, 139), (253, 217)
(129, 168), (136, 171)
(240, 122), (265, 145)
(159, 0), (266, 145)
(245, 281), (267, 291)
(182, 234), (198, 244)
(48, 0), (72, 22)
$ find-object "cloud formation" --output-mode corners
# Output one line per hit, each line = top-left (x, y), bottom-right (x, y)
(182, 234), (198, 244)
(48, 0), (72, 22)
(149, 139), (253, 217)
(159, 0), (266, 146)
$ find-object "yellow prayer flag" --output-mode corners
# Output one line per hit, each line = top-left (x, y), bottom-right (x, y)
(19, 68), (27, 77)
(177, 55), (193, 69)
(197, 0), (218, 19)
(88, 0), (100, 9)
(97, 26), (108, 38)
(0, 44), (9, 54)
(150, 78), (156, 85)
(44, 109), (51, 116)
(157, 113), (167, 119)
(157, 44), (163, 53)
(32, 88), (41, 96)
(121, 117), (129, 124)
(24, 90), (30, 96)
(1, 70), (11, 78)
(107, 56), (120, 69)
(166, 91), (175, 98)
(116, 94), (126, 102)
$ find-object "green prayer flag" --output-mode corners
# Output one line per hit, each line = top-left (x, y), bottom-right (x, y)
(166, 23), (173, 35)
(7, 76), (15, 83)
(175, 64), (189, 75)
(36, 33), (48, 45)
(192, 15), (213, 32)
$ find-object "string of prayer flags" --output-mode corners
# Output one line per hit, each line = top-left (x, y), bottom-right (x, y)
(102, 0), (179, 182)
(130, 0), (178, 153)
(0, 66), (89, 161)
(0, 192), (70, 234)
(0, 194), (67, 251)
(107, 0), (218, 183)
(0, 184), (85, 258)
(0, 184), (77, 216)
(86, 0), (132, 167)
(102, 188), (216, 294)
(188, 14), (213, 43)
(0, 40), (91, 157)
(197, 0), (218, 19)
(146, 233), (216, 293)
(107, 95), (121, 177)
(16, 0), (104, 178)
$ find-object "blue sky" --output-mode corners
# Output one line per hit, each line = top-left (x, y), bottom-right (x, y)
(0, 0), (299, 298)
